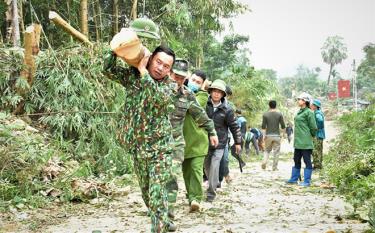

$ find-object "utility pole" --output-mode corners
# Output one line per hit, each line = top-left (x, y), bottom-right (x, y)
(352, 60), (358, 111)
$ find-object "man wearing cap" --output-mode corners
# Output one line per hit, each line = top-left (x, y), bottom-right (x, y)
(104, 19), (177, 232)
(205, 79), (242, 202)
(310, 99), (325, 169)
(167, 60), (218, 217)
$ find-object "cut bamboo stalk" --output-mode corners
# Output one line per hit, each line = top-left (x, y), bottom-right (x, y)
(14, 23), (41, 115)
(49, 11), (93, 47)
(21, 23), (41, 86)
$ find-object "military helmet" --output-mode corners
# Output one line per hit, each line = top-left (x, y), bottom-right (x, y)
(208, 79), (227, 97)
(173, 59), (189, 77)
(130, 18), (160, 40)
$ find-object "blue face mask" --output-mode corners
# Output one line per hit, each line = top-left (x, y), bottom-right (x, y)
(187, 82), (200, 93)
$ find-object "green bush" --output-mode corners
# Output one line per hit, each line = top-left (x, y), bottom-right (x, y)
(0, 45), (135, 207)
(0, 45), (133, 177)
(325, 105), (375, 211)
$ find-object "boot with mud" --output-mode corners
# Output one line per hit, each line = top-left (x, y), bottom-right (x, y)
(190, 200), (200, 212)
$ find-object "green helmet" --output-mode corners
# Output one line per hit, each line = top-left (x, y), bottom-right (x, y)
(208, 79), (227, 97)
(130, 18), (160, 40)
(173, 59), (189, 77)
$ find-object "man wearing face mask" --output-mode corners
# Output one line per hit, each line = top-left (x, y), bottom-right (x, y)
(167, 63), (218, 218)
(181, 70), (212, 211)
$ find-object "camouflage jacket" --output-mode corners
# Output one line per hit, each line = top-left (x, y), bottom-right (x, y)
(103, 51), (175, 157)
(169, 85), (216, 162)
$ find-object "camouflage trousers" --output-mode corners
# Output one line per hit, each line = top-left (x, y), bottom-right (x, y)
(312, 138), (324, 169)
(132, 149), (172, 233)
(165, 143), (184, 207)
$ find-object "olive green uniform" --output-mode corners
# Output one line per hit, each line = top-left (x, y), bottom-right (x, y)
(166, 86), (216, 205)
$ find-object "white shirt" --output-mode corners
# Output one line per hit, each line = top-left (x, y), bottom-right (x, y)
(213, 101), (222, 112)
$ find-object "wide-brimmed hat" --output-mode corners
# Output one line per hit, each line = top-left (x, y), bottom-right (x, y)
(312, 99), (322, 108)
(297, 92), (312, 103)
(208, 79), (227, 97)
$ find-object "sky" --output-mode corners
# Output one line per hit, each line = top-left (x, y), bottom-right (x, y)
(222, 0), (375, 79)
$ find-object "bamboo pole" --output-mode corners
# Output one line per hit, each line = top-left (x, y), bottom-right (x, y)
(12, 0), (21, 46)
(131, 0), (137, 20)
(112, 0), (119, 35)
(49, 11), (93, 47)
(80, 0), (89, 37)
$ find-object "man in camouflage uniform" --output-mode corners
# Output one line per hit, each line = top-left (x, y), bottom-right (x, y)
(311, 99), (325, 169)
(166, 59), (218, 218)
(104, 43), (177, 232)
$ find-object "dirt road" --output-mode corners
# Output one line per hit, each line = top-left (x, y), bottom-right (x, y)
(2, 121), (370, 233)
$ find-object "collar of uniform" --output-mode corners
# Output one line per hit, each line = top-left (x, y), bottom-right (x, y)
(298, 107), (309, 114)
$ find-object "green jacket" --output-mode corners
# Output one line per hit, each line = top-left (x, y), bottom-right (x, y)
(170, 87), (216, 161)
(294, 107), (317, 149)
(183, 90), (211, 158)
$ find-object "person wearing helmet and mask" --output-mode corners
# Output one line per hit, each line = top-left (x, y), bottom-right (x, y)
(205, 79), (242, 202)
(310, 99), (325, 169)
(287, 92), (317, 187)
(168, 62), (218, 216)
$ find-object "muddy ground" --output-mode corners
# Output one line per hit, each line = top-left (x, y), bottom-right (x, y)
(1, 121), (371, 233)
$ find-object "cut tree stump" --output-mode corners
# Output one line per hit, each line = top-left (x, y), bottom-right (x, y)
(13, 23), (41, 115)
(21, 23), (41, 86)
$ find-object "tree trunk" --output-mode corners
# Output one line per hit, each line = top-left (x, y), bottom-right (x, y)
(12, 0), (21, 46)
(21, 24), (41, 86)
(13, 24), (42, 115)
(66, 0), (74, 43)
(327, 63), (333, 86)
(80, 0), (89, 37)
(92, 0), (101, 41)
(96, 0), (103, 36)
(112, 0), (119, 35)
(19, 0), (25, 35)
(5, 0), (12, 43)
(131, 0), (137, 20)
(49, 11), (93, 46)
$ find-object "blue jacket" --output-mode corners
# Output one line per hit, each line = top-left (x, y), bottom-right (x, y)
(314, 109), (325, 140)
(250, 128), (262, 139)
(237, 116), (247, 138)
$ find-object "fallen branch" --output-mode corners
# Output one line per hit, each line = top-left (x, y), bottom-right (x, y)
(49, 11), (93, 47)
